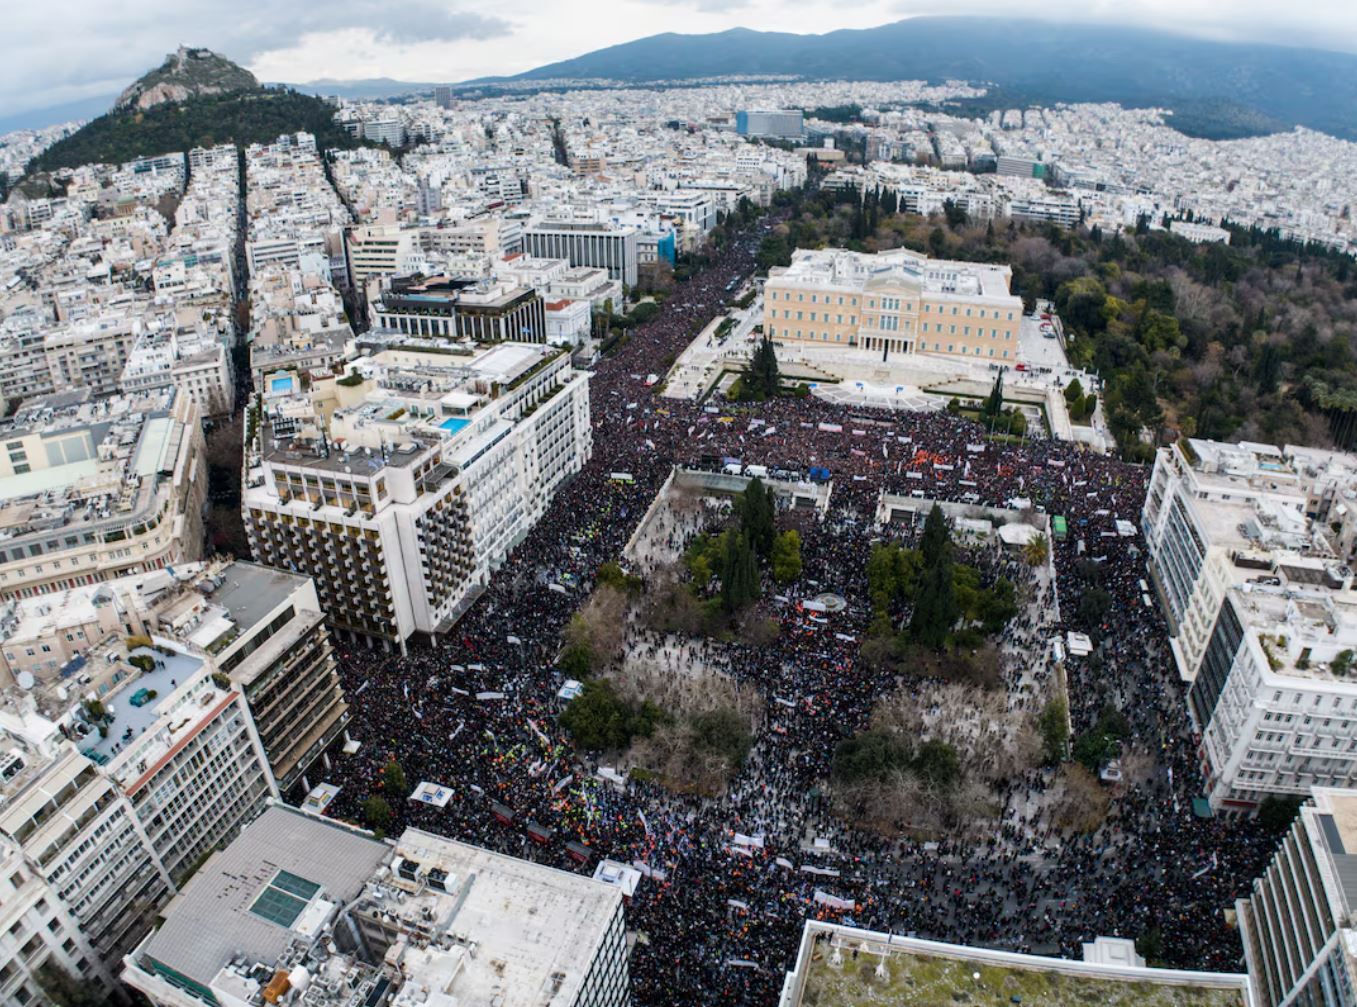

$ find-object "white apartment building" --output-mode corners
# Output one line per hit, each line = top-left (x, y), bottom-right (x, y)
(1237, 787), (1357, 1007)
(120, 328), (235, 417)
(122, 807), (630, 1007)
(1143, 439), (1357, 811)
(0, 737), (169, 1003)
(243, 337), (592, 646)
(0, 389), (207, 603)
(0, 632), (277, 1000)
(344, 225), (423, 288)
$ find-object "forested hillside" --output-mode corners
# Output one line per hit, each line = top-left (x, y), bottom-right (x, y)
(28, 89), (363, 173)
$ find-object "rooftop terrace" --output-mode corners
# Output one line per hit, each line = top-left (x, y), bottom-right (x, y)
(785, 925), (1249, 1007)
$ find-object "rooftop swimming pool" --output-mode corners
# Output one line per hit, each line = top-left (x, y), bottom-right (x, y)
(440, 417), (471, 435)
(270, 376), (294, 394)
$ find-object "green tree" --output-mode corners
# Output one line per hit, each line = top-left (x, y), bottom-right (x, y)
(913, 739), (961, 788)
(832, 728), (911, 783)
(910, 507), (959, 650)
(736, 478), (776, 559)
(771, 530), (803, 584)
(1064, 378), (1085, 404)
(1038, 698), (1070, 764)
(560, 679), (633, 751)
(690, 709), (752, 768)
(363, 795), (392, 829)
(1022, 533), (1050, 567)
(721, 533), (760, 613)
(744, 335), (781, 399)
(982, 371), (1005, 422)
(381, 760), (408, 798)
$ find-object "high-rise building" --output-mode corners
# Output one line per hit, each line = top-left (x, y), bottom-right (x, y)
(1237, 786), (1357, 1007)
(524, 221), (638, 287)
(433, 85), (452, 109)
(735, 109), (804, 139)
(1142, 439), (1357, 810)
(121, 806), (631, 1007)
(171, 562), (349, 795)
(763, 247), (1023, 363)
(243, 338), (592, 646)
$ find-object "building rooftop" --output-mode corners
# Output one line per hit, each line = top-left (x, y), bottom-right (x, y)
(783, 923), (1250, 1007)
(368, 827), (624, 1007)
(137, 804), (390, 990)
(209, 562), (310, 639)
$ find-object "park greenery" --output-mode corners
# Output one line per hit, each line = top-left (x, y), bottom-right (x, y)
(1071, 705), (1131, 773)
(756, 184), (1357, 458)
(832, 728), (961, 790)
(865, 506), (1019, 653)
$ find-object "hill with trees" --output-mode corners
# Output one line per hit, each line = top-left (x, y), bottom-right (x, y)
(26, 49), (365, 175)
(499, 17), (1357, 140)
(27, 89), (364, 174)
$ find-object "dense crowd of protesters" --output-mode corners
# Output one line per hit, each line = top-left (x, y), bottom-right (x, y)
(322, 218), (1277, 1005)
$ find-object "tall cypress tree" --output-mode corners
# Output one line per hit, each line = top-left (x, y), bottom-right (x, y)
(738, 479), (776, 559)
(911, 507), (958, 650)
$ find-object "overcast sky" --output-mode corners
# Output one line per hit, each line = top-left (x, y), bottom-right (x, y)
(5, 0), (1357, 120)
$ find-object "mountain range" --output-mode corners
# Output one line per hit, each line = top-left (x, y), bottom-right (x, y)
(8, 17), (1357, 144)
(478, 18), (1357, 140)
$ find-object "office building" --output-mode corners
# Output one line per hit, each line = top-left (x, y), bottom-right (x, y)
(1237, 786), (1357, 1007)
(778, 920), (1250, 1007)
(524, 221), (638, 287)
(344, 225), (423, 288)
(736, 109), (804, 139)
(243, 339), (592, 646)
(120, 327), (235, 417)
(0, 389), (207, 603)
(121, 807), (631, 1007)
(433, 85), (452, 109)
(370, 274), (547, 344)
(1143, 439), (1357, 810)
(763, 247), (1023, 363)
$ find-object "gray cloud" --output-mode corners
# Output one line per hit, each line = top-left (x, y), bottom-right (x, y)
(2, 1), (512, 116)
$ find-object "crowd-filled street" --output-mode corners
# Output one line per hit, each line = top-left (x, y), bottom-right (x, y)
(323, 219), (1278, 1006)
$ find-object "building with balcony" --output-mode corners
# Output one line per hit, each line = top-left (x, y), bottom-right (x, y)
(369, 273), (547, 344)
(0, 389), (206, 603)
(243, 338), (591, 646)
(161, 562), (348, 795)
(0, 736), (168, 1003)
(1237, 786), (1357, 1007)
(1142, 439), (1357, 811)
(763, 247), (1023, 363)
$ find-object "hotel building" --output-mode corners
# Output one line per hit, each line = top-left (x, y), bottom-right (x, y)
(243, 336), (591, 646)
